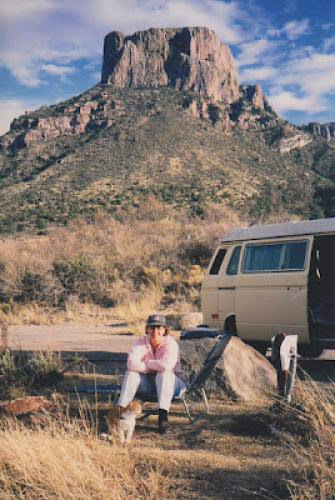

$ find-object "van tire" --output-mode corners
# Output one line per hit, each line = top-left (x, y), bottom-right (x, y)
(224, 316), (237, 336)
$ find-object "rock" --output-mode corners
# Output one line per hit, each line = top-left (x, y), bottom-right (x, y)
(167, 312), (203, 330)
(278, 133), (312, 153)
(101, 27), (239, 103)
(306, 122), (335, 141)
(179, 336), (276, 402)
(0, 396), (54, 416)
(240, 84), (273, 112)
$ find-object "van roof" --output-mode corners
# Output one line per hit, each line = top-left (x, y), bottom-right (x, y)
(223, 217), (335, 242)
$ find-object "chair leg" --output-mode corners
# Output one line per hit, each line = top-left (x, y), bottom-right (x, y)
(182, 398), (194, 424)
(202, 388), (209, 414)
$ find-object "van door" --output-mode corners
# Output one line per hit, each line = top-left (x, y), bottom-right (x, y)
(235, 237), (312, 343)
(217, 245), (241, 332)
(201, 247), (229, 327)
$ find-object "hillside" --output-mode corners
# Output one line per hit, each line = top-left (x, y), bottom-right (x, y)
(0, 26), (335, 234)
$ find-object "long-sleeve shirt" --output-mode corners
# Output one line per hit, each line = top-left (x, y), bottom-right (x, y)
(127, 335), (185, 381)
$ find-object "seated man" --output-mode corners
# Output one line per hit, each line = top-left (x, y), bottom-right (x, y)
(118, 314), (186, 433)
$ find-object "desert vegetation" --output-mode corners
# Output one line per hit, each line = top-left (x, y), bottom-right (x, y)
(0, 200), (334, 498)
(0, 201), (246, 325)
(0, 342), (334, 498)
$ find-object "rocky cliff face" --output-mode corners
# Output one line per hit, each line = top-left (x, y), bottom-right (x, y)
(4, 92), (124, 150)
(101, 27), (239, 103)
(306, 122), (335, 141)
(0, 27), (313, 155)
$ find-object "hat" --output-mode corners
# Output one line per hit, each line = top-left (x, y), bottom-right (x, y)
(146, 314), (167, 327)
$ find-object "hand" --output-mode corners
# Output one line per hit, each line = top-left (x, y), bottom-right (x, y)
(146, 368), (156, 374)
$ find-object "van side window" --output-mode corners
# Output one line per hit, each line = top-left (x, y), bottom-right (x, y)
(282, 241), (307, 270)
(243, 241), (307, 272)
(226, 246), (241, 275)
(209, 249), (227, 275)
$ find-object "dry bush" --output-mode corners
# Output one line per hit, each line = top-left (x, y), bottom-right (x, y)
(285, 380), (335, 499)
(0, 350), (65, 399)
(0, 419), (171, 499)
(0, 202), (246, 317)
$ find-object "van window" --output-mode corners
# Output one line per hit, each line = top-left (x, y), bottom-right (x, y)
(226, 246), (241, 275)
(243, 241), (307, 272)
(282, 241), (307, 269)
(209, 248), (227, 275)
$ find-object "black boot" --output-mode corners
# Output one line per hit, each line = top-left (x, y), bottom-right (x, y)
(158, 409), (169, 434)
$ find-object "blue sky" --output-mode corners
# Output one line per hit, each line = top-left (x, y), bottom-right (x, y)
(0, 0), (335, 134)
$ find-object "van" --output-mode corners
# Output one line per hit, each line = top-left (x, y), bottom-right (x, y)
(200, 218), (335, 356)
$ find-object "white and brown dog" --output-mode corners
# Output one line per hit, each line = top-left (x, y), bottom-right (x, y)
(104, 401), (142, 444)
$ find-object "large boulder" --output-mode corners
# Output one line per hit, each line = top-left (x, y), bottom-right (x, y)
(179, 336), (276, 402)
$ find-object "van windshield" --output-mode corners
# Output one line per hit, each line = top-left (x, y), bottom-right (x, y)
(243, 241), (307, 272)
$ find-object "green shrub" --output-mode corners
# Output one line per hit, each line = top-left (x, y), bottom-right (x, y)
(53, 257), (98, 302)
(17, 272), (57, 304)
(0, 350), (64, 397)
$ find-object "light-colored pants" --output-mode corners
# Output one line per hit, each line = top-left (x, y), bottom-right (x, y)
(118, 370), (186, 411)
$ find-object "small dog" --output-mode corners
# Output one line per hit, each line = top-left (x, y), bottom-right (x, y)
(105, 401), (142, 444)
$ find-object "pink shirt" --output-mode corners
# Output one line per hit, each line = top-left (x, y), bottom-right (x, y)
(127, 335), (185, 380)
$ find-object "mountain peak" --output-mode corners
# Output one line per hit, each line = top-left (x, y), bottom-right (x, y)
(101, 26), (239, 103)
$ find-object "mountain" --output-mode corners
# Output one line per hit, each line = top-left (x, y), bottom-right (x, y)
(0, 26), (335, 234)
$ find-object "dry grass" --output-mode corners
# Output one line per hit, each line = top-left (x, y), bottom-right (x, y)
(285, 379), (335, 499)
(0, 418), (171, 499)
(0, 399), (291, 500)
(0, 357), (334, 499)
(0, 203), (246, 325)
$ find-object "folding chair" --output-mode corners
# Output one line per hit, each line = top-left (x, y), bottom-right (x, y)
(74, 333), (232, 424)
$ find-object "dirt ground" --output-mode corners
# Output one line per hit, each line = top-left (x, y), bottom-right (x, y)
(6, 321), (335, 357)
(7, 322), (135, 352)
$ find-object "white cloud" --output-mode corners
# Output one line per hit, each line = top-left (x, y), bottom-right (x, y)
(1, 0), (54, 21)
(323, 37), (335, 51)
(239, 65), (278, 81)
(0, 99), (31, 135)
(276, 53), (335, 96)
(268, 90), (326, 114)
(235, 39), (277, 66)
(0, 0), (247, 89)
(267, 18), (309, 40)
(41, 64), (75, 76)
(81, 0), (246, 44)
(41, 64), (75, 82)
(266, 50), (335, 115)
(282, 19), (309, 40)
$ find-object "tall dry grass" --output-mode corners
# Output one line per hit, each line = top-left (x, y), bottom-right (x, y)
(0, 202), (246, 323)
(0, 418), (171, 499)
(286, 379), (335, 499)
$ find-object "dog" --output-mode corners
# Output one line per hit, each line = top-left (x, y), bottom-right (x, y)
(105, 401), (142, 444)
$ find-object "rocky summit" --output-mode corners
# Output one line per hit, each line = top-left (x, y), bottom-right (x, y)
(101, 27), (239, 103)
(0, 26), (335, 234)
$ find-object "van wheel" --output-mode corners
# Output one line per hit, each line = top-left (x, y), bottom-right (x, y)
(299, 345), (323, 358)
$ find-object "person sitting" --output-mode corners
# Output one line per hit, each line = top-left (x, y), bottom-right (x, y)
(117, 314), (186, 434)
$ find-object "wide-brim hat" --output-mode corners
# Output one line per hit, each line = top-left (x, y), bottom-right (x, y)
(146, 314), (167, 327)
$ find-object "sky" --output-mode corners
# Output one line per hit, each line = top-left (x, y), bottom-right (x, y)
(0, 0), (335, 135)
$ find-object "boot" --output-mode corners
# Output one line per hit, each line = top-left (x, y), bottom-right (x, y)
(158, 409), (169, 434)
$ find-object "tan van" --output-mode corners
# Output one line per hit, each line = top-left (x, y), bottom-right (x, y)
(201, 218), (335, 356)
